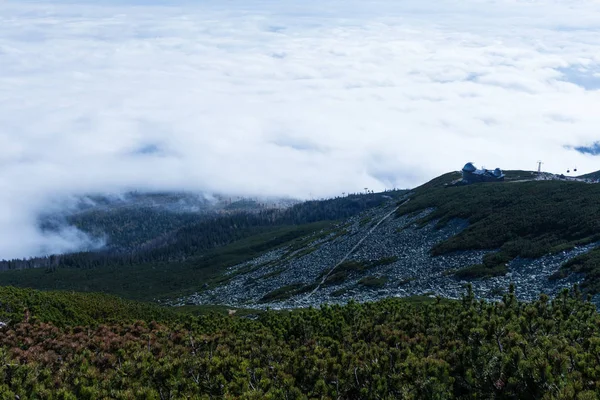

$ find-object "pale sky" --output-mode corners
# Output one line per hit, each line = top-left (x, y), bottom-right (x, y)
(1, 0), (600, 258)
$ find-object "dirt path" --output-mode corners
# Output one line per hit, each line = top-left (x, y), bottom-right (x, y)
(302, 200), (408, 301)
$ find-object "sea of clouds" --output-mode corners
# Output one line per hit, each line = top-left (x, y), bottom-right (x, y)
(1, 0), (600, 259)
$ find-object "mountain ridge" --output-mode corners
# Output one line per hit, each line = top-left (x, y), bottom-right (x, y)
(2, 171), (600, 308)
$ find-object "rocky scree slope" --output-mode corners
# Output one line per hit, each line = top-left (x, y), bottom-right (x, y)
(177, 185), (596, 309)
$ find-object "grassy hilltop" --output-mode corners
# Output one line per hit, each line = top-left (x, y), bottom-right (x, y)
(397, 171), (600, 291)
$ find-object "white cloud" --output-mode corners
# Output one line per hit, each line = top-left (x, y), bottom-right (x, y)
(1, 0), (600, 258)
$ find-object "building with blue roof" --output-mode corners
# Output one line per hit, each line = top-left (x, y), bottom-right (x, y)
(461, 162), (505, 184)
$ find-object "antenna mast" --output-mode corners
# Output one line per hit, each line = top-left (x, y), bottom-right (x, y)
(537, 160), (543, 174)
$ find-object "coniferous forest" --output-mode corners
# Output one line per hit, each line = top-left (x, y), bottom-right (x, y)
(1, 285), (600, 399)
(2, 190), (406, 271)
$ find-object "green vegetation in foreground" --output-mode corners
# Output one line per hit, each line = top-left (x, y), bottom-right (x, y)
(0, 286), (260, 324)
(172, 304), (262, 318)
(1, 285), (600, 398)
(0, 286), (179, 327)
(398, 177), (600, 283)
(0, 222), (332, 302)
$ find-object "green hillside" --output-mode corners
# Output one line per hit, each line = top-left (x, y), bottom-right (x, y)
(1, 286), (600, 398)
(3, 178), (600, 398)
(0, 286), (179, 327)
(578, 169), (600, 180)
(6, 175), (600, 299)
(0, 190), (407, 302)
(0, 222), (332, 301)
(11, 190), (407, 271)
(417, 170), (537, 190)
(398, 176), (600, 285)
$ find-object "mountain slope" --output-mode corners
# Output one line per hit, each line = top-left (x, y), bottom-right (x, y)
(0, 190), (408, 301)
(170, 172), (600, 308)
(0, 222), (332, 301)
(3, 174), (600, 307)
(578, 169), (600, 180)
(39, 191), (300, 253)
(397, 178), (600, 280)
(3, 190), (407, 270)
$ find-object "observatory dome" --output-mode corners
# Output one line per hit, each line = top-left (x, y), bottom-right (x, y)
(493, 168), (503, 177)
(462, 162), (477, 172)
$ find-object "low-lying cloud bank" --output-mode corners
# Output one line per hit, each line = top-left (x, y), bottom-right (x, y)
(1, 0), (600, 259)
